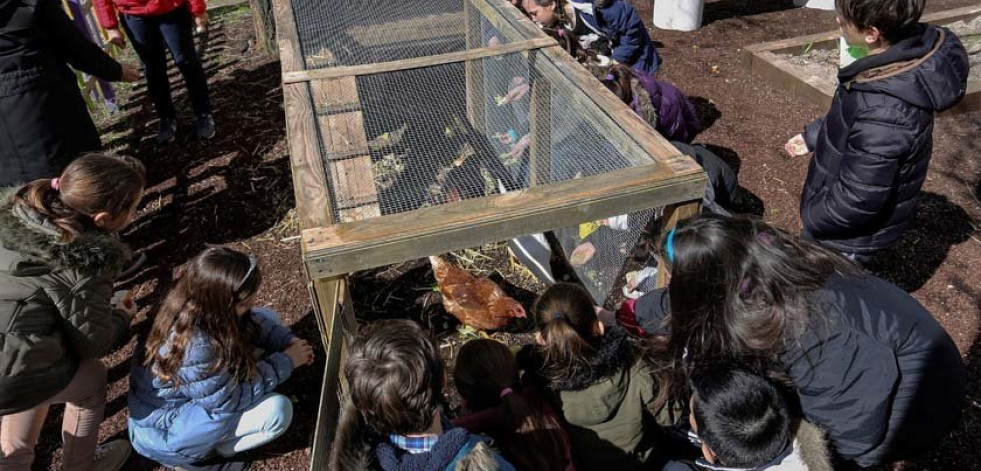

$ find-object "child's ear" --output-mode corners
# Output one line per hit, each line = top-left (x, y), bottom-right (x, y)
(534, 331), (545, 346)
(702, 443), (717, 464)
(92, 211), (113, 230)
(864, 26), (882, 46)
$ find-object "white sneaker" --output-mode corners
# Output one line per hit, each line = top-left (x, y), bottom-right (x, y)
(90, 439), (132, 471)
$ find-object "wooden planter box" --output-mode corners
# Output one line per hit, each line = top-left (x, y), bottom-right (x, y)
(272, 0), (707, 467)
(742, 5), (981, 114)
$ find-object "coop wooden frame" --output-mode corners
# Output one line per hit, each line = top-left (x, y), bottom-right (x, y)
(742, 5), (981, 115)
(273, 0), (706, 468)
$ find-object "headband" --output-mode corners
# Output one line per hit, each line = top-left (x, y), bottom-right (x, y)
(665, 228), (677, 263)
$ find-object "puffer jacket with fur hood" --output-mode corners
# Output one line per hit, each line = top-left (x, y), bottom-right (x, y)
(520, 324), (679, 471)
(0, 186), (131, 415)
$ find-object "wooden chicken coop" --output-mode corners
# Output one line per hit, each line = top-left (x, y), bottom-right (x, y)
(271, 0), (707, 467)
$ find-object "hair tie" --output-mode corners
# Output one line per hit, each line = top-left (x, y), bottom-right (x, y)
(757, 232), (773, 244)
(739, 279), (750, 294)
(499, 387), (514, 398)
(50, 178), (61, 191)
(665, 228), (677, 263)
(557, 28), (565, 37)
(604, 73), (616, 81)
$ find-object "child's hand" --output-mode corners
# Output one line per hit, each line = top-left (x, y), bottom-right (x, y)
(106, 28), (126, 49)
(785, 134), (809, 157)
(111, 289), (137, 318)
(285, 339), (314, 367)
(119, 64), (141, 83)
(194, 13), (209, 33)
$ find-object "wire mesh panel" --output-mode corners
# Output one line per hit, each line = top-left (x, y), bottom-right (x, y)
(311, 50), (644, 223)
(294, 0), (521, 68)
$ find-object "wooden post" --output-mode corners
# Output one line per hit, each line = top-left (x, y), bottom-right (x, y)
(307, 277), (343, 471)
(250, 0), (276, 54)
(528, 50), (551, 186)
(657, 201), (700, 288)
(464, 0), (486, 132)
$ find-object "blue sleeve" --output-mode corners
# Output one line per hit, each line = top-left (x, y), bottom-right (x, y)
(250, 307), (295, 351)
(177, 340), (294, 415)
(801, 106), (915, 237)
(603, 1), (648, 65)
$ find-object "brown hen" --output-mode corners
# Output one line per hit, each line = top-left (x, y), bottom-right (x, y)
(429, 256), (526, 331)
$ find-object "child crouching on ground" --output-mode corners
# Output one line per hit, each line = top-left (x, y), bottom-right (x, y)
(128, 247), (315, 470)
(329, 320), (517, 471)
(519, 283), (679, 471)
(662, 365), (832, 471)
(453, 338), (575, 471)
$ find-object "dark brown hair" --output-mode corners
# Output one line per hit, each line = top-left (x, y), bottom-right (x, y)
(532, 283), (602, 384)
(599, 63), (634, 105)
(14, 153), (145, 242)
(651, 214), (860, 406)
(835, 0), (924, 44)
(145, 247), (262, 388)
(454, 339), (568, 471)
(345, 319), (444, 436)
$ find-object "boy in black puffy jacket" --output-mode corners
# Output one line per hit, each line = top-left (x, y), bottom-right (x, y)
(786, 0), (969, 261)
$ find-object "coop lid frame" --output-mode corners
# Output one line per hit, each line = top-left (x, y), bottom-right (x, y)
(275, 0), (707, 279)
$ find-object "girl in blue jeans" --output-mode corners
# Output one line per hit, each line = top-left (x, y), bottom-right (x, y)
(127, 247), (315, 470)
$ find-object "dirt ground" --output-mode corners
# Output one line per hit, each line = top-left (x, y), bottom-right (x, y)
(32, 1), (981, 470)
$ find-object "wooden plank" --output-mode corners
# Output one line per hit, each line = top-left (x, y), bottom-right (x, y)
(271, 0), (302, 74)
(339, 204), (383, 223)
(319, 112), (369, 154)
(470, 0), (701, 175)
(330, 155), (379, 209)
(301, 165), (707, 278)
(311, 76), (360, 107)
(283, 37), (557, 83)
(656, 202), (701, 288)
(346, 12), (465, 47)
(464, 0), (486, 132)
(284, 83), (334, 229)
(308, 277), (344, 471)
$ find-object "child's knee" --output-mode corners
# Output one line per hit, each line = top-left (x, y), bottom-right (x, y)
(261, 394), (293, 436)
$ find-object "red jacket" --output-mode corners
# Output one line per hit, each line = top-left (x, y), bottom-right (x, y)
(92, 0), (207, 30)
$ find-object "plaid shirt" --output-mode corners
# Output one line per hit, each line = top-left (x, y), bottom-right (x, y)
(388, 434), (439, 454)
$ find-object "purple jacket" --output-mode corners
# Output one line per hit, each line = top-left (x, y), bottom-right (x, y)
(630, 70), (701, 143)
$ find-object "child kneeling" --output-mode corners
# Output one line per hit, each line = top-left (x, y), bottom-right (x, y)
(663, 366), (832, 471)
(330, 320), (516, 471)
(128, 247), (315, 470)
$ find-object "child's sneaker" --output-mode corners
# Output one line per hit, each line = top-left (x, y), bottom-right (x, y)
(157, 118), (177, 145)
(90, 439), (131, 471)
(195, 113), (216, 140)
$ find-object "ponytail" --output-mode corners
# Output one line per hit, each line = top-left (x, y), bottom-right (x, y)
(13, 153), (145, 242)
(455, 339), (568, 471)
(533, 283), (601, 383)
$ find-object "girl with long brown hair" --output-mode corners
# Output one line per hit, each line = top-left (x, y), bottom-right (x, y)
(642, 214), (965, 468)
(452, 338), (574, 471)
(0, 153), (145, 471)
(127, 247), (314, 469)
(519, 283), (678, 471)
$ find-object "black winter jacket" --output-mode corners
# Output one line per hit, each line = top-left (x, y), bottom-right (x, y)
(800, 25), (969, 254)
(626, 275), (965, 467)
(0, 0), (123, 185)
(0, 187), (132, 414)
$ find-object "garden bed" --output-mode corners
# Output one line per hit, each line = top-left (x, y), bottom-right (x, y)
(742, 5), (981, 114)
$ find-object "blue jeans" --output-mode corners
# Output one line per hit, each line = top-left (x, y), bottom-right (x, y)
(121, 5), (211, 119)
